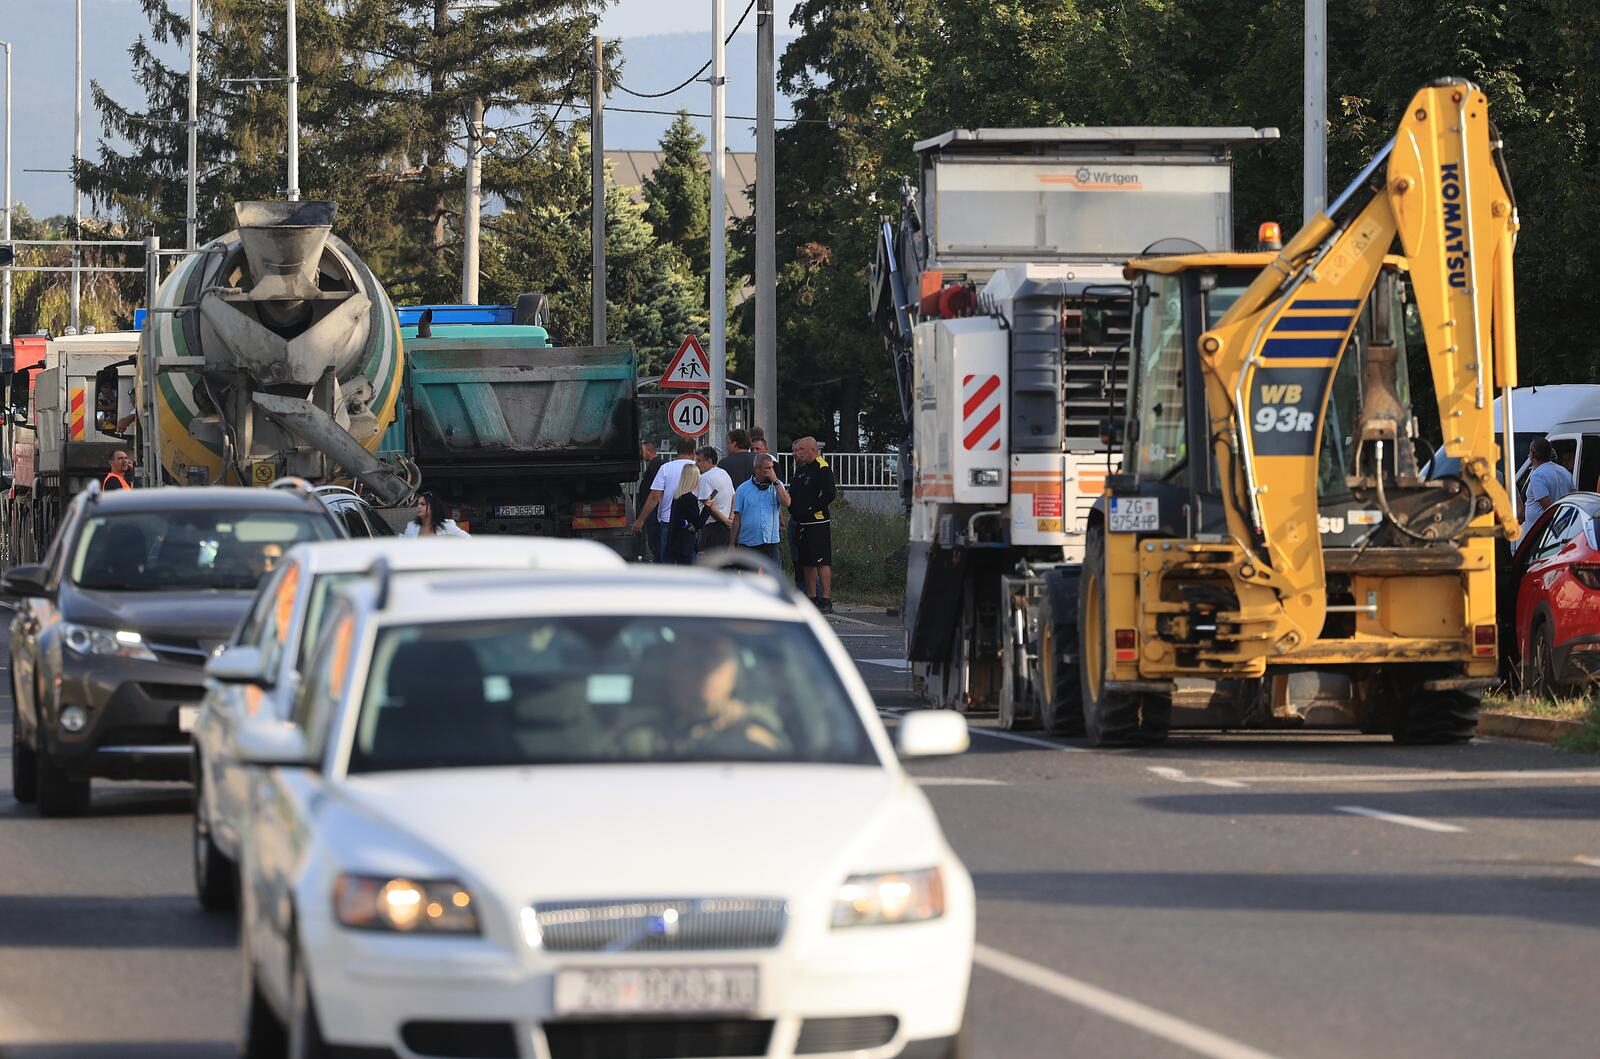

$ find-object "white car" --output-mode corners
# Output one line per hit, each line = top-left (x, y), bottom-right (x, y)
(191, 536), (625, 912)
(227, 557), (974, 1059)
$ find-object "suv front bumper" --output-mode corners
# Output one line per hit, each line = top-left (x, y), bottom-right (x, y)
(44, 653), (209, 781)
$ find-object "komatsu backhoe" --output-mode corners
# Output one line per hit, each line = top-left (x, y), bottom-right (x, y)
(1076, 78), (1520, 745)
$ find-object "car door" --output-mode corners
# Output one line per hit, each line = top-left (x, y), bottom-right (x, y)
(1519, 504), (1583, 654)
(13, 509), (75, 739)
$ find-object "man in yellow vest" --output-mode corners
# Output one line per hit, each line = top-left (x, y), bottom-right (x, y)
(103, 450), (134, 491)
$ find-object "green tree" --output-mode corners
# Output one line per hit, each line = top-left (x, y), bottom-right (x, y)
(641, 111), (711, 278)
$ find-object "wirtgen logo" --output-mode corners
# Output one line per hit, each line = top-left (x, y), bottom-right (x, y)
(1043, 168), (1144, 190)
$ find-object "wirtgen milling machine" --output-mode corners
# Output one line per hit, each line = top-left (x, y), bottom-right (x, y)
(1079, 78), (1520, 746)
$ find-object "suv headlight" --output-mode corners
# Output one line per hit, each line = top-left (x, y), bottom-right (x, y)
(334, 874), (480, 934)
(832, 867), (945, 928)
(60, 622), (158, 662)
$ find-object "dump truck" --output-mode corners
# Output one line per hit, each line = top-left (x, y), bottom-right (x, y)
(380, 303), (638, 554)
(1076, 77), (1519, 745)
(870, 126), (1277, 729)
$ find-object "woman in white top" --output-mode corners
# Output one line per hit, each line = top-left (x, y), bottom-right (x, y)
(403, 491), (470, 537)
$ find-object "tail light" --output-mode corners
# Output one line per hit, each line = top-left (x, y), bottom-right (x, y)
(575, 502), (625, 518)
(1473, 624), (1496, 657)
(573, 502), (627, 530)
(1573, 565), (1600, 590)
(1114, 628), (1137, 662)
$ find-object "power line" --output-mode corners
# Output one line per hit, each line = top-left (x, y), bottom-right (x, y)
(610, 0), (757, 99)
(607, 104), (822, 126)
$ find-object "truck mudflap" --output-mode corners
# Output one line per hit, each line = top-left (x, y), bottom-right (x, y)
(906, 541), (964, 663)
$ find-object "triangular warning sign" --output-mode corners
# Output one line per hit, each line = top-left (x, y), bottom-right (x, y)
(661, 334), (711, 389)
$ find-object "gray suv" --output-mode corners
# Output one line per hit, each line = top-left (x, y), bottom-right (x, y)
(5, 484), (339, 816)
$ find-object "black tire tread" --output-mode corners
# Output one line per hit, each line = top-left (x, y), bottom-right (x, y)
(1037, 573), (1085, 737)
(1079, 528), (1143, 748)
(11, 697), (37, 804)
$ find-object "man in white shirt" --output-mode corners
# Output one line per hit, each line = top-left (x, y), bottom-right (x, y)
(631, 436), (697, 561)
(695, 445), (735, 550)
(1521, 436), (1576, 537)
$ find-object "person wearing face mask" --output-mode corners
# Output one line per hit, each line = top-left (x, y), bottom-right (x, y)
(731, 452), (790, 564)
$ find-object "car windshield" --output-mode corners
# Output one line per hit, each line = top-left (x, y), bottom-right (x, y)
(71, 510), (335, 592)
(347, 616), (881, 773)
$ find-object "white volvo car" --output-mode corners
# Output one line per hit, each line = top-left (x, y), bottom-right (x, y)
(228, 556), (974, 1059)
(192, 536), (625, 912)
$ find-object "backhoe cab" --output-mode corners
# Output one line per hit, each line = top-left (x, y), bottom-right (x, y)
(1080, 78), (1518, 746)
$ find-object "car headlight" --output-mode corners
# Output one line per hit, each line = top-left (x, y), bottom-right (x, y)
(334, 874), (479, 934)
(60, 622), (158, 662)
(832, 867), (945, 928)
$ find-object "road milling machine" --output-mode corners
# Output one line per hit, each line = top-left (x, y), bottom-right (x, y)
(871, 125), (1277, 731)
(1076, 78), (1520, 746)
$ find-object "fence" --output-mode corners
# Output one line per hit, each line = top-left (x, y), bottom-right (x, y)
(624, 451), (900, 503)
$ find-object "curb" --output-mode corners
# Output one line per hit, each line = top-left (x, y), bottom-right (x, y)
(1479, 712), (1585, 745)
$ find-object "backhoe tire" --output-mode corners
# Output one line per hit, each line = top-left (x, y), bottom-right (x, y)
(1078, 526), (1143, 747)
(1393, 689), (1480, 745)
(1036, 571), (1085, 737)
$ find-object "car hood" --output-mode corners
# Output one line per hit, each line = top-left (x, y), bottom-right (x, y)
(63, 586), (254, 645)
(333, 765), (949, 903)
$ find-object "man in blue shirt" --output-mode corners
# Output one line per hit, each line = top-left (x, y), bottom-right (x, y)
(732, 452), (790, 563)
(1522, 436), (1576, 538)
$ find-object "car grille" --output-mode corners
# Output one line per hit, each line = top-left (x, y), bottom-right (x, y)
(543, 1019), (774, 1059)
(795, 1015), (899, 1054)
(530, 898), (788, 953)
(146, 636), (213, 667)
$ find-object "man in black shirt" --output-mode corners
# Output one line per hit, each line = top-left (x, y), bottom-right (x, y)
(637, 441), (667, 561)
(788, 436), (836, 612)
(719, 428), (756, 488)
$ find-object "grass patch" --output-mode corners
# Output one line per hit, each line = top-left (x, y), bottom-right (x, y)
(822, 499), (906, 608)
(1482, 689), (1600, 753)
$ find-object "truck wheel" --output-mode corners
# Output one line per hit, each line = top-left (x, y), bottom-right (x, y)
(1393, 689), (1480, 745)
(1078, 526), (1142, 747)
(11, 697), (37, 804)
(34, 738), (90, 818)
(1036, 571), (1084, 736)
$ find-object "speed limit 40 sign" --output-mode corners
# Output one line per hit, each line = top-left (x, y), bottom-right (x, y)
(668, 392), (711, 438)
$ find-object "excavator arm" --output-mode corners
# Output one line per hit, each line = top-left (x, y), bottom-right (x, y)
(1200, 78), (1519, 653)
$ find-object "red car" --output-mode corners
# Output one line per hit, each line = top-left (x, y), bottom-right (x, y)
(1509, 491), (1600, 694)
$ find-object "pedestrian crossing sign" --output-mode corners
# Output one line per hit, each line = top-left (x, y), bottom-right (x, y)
(661, 334), (710, 389)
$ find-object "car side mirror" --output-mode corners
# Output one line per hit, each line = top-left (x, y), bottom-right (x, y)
(232, 718), (312, 768)
(206, 645), (272, 686)
(0, 563), (49, 598)
(895, 710), (970, 760)
(7, 366), (30, 425)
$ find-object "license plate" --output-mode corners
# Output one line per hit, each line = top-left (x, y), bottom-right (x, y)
(495, 504), (545, 518)
(1108, 497), (1159, 533)
(177, 706), (200, 733)
(553, 966), (758, 1016)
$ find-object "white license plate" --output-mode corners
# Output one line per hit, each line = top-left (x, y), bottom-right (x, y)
(553, 966), (758, 1016)
(495, 504), (545, 517)
(177, 706), (200, 733)
(1108, 497), (1159, 533)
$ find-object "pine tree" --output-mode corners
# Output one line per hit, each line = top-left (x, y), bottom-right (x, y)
(641, 112), (711, 278)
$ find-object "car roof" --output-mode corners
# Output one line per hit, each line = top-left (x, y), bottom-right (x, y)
(79, 485), (330, 515)
(348, 566), (807, 625)
(280, 536), (627, 575)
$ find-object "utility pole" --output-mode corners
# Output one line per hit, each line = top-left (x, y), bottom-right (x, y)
(71, 0), (82, 332)
(708, 0), (727, 449)
(286, 0), (300, 201)
(462, 98), (483, 304)
(591, 35), (606, 345)
(755, 1), (776, 438)
(2, 40), (11, 347)
(1304, 0), (1326, 222)
(187, 0), (199, 250)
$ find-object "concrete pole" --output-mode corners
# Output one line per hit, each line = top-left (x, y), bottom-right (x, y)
(1304, 0), (1326, 222)
(2, 41), (11, 347)
(71, 0), (82, 332)
(591, 36), (606, 345)
(286, 0), (300, 201)
(187, 0), (199, 250)
(142, 235), (161, 484)
(708, 0), (727, 448)
(461, 98), (483, 304)
(755, 2), (776, 439)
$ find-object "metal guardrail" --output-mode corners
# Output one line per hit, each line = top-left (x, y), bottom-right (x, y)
(623, 451), (900, 502)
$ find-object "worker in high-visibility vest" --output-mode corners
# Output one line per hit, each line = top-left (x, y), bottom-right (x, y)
(103, 450), (134, 491)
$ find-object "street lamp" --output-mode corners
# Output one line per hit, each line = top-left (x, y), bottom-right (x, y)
(2, 39), (11, 347)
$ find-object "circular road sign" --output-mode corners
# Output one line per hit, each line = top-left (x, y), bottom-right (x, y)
(668, 392), (711, 438)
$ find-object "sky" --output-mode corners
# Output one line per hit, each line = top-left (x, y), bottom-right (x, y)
(0, 0), (806, 218)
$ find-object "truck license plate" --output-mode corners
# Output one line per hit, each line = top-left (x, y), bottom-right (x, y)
(495, 504), (545, 518)
(553, 966), (758, 1016)
(1108, 497), (1159, 533)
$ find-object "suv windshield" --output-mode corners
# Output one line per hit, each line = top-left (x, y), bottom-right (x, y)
(71, 510), (335, 591)
(347, 616), (880, 773)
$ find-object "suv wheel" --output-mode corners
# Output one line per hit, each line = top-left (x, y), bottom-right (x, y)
(10, 696), (37, 804)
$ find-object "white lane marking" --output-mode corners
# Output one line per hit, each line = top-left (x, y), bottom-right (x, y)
(1574, 856), (1600, 869)
(915, 776), (1008, 787)
(974, 943), (1284, 1059)
(1186, 768), (1600, 785)
(1333, 805), (1465, 833)
(969, 727), (1088, 752)
(858, 658), (911, 671)
(1147, 765), (1248, 789)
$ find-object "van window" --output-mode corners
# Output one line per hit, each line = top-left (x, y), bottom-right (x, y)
(1580, 435), (1600, 493)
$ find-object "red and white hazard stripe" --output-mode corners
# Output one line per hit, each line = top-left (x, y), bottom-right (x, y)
(962, 373), (1002, 451)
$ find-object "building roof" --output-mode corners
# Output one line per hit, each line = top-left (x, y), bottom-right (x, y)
(605, 150), (757, 221)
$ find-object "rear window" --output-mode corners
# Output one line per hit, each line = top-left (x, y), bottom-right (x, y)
(71, 509), (336, 592)
(347, 616), (879, 773)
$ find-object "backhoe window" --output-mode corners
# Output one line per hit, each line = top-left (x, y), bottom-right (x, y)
(1133, 276), (1187, 479)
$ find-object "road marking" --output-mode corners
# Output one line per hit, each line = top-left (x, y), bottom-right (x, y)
(973, 943), (1284, 1059)
(969, 727), (1088, 752)
(916, 776), (1008, 787)
(1574, 856), (1600, 869)
(1147, 765), (1249, 789)
(1178, 768), (1600, 785)
(857, 658), (911, 671)
(1333, 805), (1465, 833)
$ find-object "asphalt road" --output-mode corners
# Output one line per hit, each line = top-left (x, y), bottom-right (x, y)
(4, 609), (1600, 1058)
